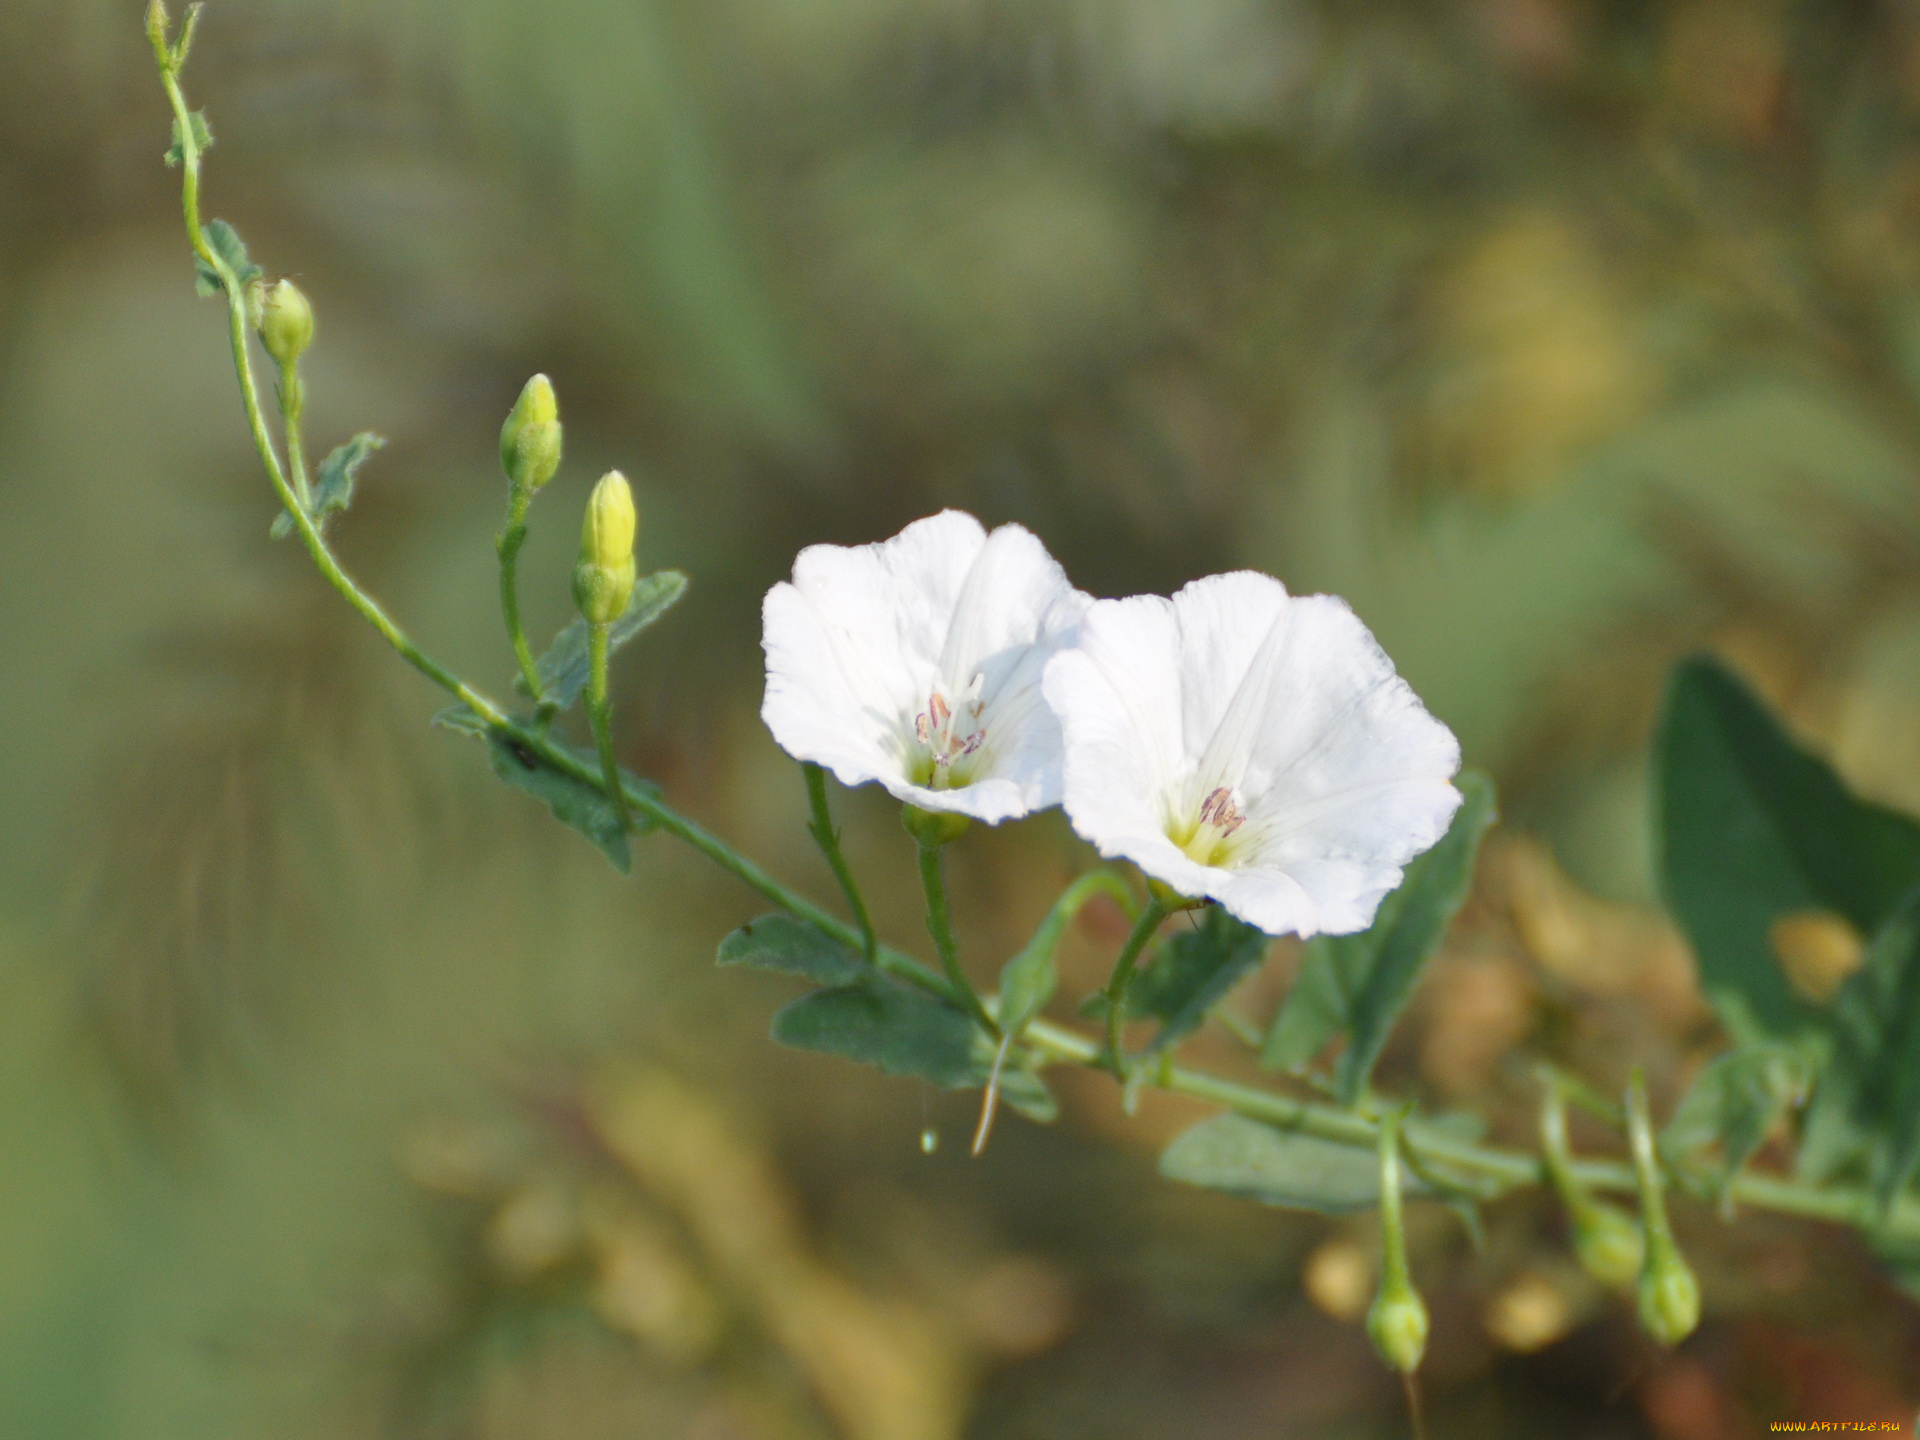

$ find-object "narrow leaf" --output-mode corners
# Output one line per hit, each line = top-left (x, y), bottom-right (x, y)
(1657, 656), (1920, 1045)
(718, 915), (865, 987)
(524, 570), (688, 708)
(1261, 771), (1497, 1103)
(430, 702), (487, 737)
(485, 731), (655, 872)
(1159, 1113), (1429, 1215)
(996, 936), (1058, 1038)
(1129, 906), (1270, 1055)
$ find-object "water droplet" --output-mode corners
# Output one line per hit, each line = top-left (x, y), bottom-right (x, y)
(920, 1126), (939, 1154)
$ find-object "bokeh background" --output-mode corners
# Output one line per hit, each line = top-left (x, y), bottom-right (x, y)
(5, 0), (1920, 1435)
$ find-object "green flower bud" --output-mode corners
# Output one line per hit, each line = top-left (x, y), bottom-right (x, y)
(1571, 1199), (1645, 1291)
(1637, 1238), (1701, 1347)
(500, 374), (563, 495)
(572, 470), (637, 626)
(1367, 1278), (1431, 1375)
(902, 805), (970, 848)
(259, 279), (314, 367)
(1626, 1068), (1701, 1348)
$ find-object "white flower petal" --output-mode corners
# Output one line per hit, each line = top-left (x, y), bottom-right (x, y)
(761, 510), (1087, 823)
(1048, 573), (1462, 937)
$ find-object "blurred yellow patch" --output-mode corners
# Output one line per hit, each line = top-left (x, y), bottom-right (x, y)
(1302, 1237), (1372, 1322)
(1425, 212), (1650, 498)
(1484, 1271), (1575, 1353)
(1769, 910), (1864, 1006)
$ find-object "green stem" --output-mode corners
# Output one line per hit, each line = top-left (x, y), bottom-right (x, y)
(496, 490), (543, 702)
(278, 360), (312, 512)
(1377, 1110), (1413, 1294)
(918, 842), (998, 1037)
(586, 621), (627, 831)
(155, 36), (1920, 1252)
(1102, 899), (1170, 1079)
(802, 762), (877, 964)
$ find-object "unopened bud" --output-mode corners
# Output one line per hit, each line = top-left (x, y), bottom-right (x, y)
(1626, 1068), (1701, 1347)
(1636, 1239), (1701, 1347)
(1571, 1200), (1644, 1290)
(902, 804), (970, 848)
(146, 0), (170, 51)
(500, 373), (562, 494)
(1367, 1278), (1430, 1374)
(572, 470), (637, 626)
(259, 279), (314, 366)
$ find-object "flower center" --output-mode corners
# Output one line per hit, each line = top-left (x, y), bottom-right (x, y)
(911, 675), (986, 788)
(1170, 785), (1248, 867)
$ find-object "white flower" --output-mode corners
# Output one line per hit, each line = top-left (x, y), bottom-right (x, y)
(761, 510), (1090, 823)
(1042, 572), (1462, 937)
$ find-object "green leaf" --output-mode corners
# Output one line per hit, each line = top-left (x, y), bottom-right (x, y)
(1662, 1045), (1811, 1199)
(996, 934), (1059, 1038)
(1657, 656), (1920, 1046)
(430, 702), (488, 737)
(718, 915), (866, 987)
(193, 219), (261, 297)
(1159, 1114), (1429, 1215)
(271, 433), (387, 539)
(522, 571), (688, 708)
(772, 979), (978, 1087)
(1261, 771), (1497, 1103)
(485, 731), (655, 873)
(1801, 888), (1920, 1202)
(164, 109), (211, 167)
(772, 973), (1058, 1121)
(1128, 906), (1270, 1055)
(314, 432), (385, 518)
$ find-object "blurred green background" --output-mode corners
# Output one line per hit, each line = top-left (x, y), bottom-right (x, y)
(7, 0), (1920, 1435)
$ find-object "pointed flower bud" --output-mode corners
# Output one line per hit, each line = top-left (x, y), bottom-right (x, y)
(573, 470), (637, 626)
(259, 279), (314, 367)
(501, 373), (563, 495)
(1366, 1111), (1429, 1374)
(1627, 1070), (1701, 1347)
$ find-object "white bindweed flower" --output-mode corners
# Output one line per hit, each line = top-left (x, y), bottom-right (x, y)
(1043, 572), (1462, 937)
(761, 510), (1090, 824)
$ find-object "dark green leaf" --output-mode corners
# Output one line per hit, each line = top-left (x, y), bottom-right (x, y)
(485, 731), (656, 872)
(522, 571), (688, 708)
(772, 972), (1058, 1122)
(1802, 888), (1920, 1201)
(1657, 656), (1920, 1045)
(193, 219), (261, 297)
(772, 979), (977, 1086)
(1662, 1045), (1811, 1199)
(718, 915), (865, 987)
(1262, 771), (1497, 1103)
(1127, 906), (1270, 1055)
(164, 109), (211, 167)
(1159, 1113), (1428, 1214)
